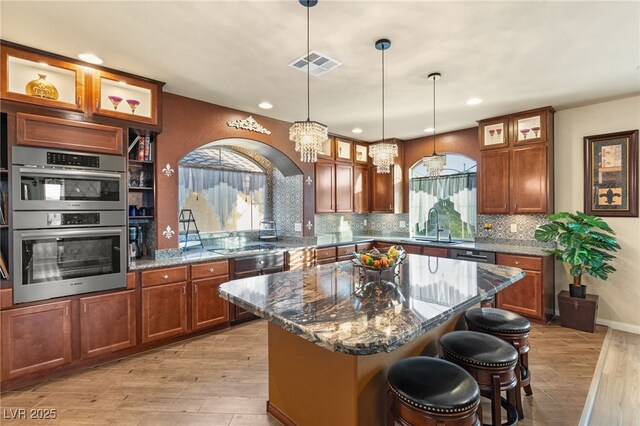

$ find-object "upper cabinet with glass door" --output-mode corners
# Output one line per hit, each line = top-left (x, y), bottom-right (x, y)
(354, 142), (368, 164)
(335, 138), (353, 162)
(92, 70), (159, 126)
(1, 46), (86, 112)
(478, 106), (554, 149)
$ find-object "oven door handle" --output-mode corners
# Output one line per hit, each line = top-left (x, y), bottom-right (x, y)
(19, 227), (124, 239)
(18, 167), (123, 180)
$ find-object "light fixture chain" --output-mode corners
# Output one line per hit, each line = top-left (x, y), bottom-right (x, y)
(382, 45), (385, 144)
(432, 74), (437, 155)
(306, 4), (310, 121)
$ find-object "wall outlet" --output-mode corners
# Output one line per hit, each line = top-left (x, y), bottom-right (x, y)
(510, 223), (518, 233)
(294, 223), (302, 232)
(364, 219), (368, 226)
(399, 220), (406, 228)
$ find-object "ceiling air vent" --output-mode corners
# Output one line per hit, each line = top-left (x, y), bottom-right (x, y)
(288, 50), (342, 76)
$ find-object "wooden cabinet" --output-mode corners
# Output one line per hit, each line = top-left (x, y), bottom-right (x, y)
(316, 246), (337, 265)
(356, 242), (374, 252)
(336, 244), (356, 261)
(478, 149), (510, 214)
(1, 42), (164, 126)
(335, 138), (353, 162)
(79, 291), (136, 359)
(16, 112), (123, 155)
(495, 254), (554, 323)
(421, 246), (449, 258)
(511, 145), (549, 214)
(354, 143), (369, 164)
(478, 106), (554, 215)
(353, 165), (369, 213)
(142, 280), (188, 343)
(403, 244), (422, 255)
(335, 163), (353, 213)
(1, 45), (86, 112)
(370, 167), (394, 212)
(92, 69), (160, 126)
(286, 248), (315, 270)
(315, 161), (335, 213)
(1, 301), (72, 380)
(191, 260), (229, 330)
(141, 265), (188, 287)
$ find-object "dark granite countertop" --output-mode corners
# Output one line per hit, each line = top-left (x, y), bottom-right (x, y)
(128, 233), (550, 271)
(218, 254), (524, 355)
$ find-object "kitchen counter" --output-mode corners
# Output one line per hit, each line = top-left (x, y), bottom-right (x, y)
(219, 254), (524, 355)
(128, 234), (550, 271)
(219, 253), (524, 426)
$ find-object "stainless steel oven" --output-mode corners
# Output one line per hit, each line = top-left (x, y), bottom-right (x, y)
(12, 146), (126, 211)
(11, 146), (128, 303)
(12, 211), (127, 303)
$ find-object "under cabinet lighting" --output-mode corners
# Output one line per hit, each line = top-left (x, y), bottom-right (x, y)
(77, 53), (103, 65)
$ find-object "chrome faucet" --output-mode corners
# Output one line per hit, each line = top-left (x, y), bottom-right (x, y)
(427, 208), (445, 241)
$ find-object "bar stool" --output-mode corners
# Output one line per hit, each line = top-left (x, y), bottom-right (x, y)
(440, 331), (519, 426)
(387, 356), (481, 426)
(465, 307), (533, 401)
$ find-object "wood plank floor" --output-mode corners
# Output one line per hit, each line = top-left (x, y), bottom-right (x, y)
(586, 329), (640, 426)
(0, 319), (607, 425)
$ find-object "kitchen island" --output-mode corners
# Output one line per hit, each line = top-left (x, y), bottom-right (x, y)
(219, 254), (524, 426)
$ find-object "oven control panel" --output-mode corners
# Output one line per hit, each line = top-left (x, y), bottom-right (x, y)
(47, 213), (101, 226)
(47, 152), (100, 168)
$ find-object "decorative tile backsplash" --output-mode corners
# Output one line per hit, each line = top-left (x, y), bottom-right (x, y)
(475, 214), (552, 247)
(273, 170), (304, 238)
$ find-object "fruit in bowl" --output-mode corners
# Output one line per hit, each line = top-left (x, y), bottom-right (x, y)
(353, 245), (405, 270)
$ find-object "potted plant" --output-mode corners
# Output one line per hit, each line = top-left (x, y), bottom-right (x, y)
(534, 211), (620, 298)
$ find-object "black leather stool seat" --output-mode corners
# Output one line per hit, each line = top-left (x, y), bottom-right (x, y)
(388, 357), (480, 414)
(440, 331), (518, 368)
(465, 308), (531, 334)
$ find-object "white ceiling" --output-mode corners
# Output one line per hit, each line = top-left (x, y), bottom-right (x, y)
(1, 1), (639, 142)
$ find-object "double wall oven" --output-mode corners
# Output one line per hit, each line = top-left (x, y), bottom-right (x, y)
(12, 146), (127, 303)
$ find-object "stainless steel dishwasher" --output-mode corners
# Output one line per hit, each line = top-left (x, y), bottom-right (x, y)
(449, 248), (496, 264)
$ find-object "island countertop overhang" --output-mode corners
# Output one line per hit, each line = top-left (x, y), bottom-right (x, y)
(219, 254), (524, 355)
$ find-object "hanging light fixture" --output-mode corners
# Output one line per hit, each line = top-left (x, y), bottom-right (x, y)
(289, 0), (328, 163)
(422, 72), (446, 176)
(369, 39), (398, 174)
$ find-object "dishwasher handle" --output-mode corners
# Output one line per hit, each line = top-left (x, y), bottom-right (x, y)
(449, 249), (496, 264)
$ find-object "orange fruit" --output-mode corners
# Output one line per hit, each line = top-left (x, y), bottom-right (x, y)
(373, 260), (381, 268)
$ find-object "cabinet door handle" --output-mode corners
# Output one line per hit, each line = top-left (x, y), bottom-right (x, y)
(515, 203), (518, 210)
(77, 96), (82, 106)
(183, 285), (186, 295)
(65, 306), (69, 317)
(389, 204), (392, 211)
(95, 99), (99, 109)
(162, 274), (169, 279)
(194, 284), (198, 293)
(83, 303), (87, 314)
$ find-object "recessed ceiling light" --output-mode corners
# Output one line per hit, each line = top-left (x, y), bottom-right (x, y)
(39, 62), (48, 67)
(424, 127), (435, 133)
(258, 102), (273, 109)
(352, 128), (363, 134)
(77, 53), (103, 65)
(466, 97), (483, 106)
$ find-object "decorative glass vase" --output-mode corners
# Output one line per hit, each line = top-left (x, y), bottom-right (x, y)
(25, 74), (59, 100)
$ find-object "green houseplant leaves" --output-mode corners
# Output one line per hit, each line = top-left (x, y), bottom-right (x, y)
(534, 211), (620, 289)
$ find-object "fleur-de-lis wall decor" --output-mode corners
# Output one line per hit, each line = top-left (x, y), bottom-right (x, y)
(162, 163), (174, 177)
(306, 221), (313, 230)
(163, 225), (175, 239)
(306, 176), (313, 186)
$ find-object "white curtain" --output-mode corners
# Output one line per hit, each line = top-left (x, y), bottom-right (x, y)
(410, 173), (477, 239)
(179, 167), (266, 232)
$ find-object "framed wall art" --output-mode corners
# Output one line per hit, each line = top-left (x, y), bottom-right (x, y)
(584, 129), (638, 217)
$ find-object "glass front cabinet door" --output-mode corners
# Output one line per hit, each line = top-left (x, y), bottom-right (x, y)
(92, 70), (159, 125)
(1, 46), (85, 112)
(510, 108), (550, 145)
(479, 116), (509, 150)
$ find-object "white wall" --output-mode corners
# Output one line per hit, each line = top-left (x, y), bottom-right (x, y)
(555, 95), (640, 331)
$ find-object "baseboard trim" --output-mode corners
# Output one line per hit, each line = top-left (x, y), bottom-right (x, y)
(578, 327), (613, 426)
(266, 400), (297, 426)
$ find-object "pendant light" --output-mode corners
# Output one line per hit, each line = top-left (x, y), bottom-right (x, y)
(289, 0), (328, 163)
(422, 72), (446, 176)
(369, 38), (398, 174)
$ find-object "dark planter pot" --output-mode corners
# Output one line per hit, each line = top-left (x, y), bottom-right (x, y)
(569, 284), (587, 298)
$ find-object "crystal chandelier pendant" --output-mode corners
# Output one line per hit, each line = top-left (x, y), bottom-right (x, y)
(290, 119), (328, 162)
(370, 141), (398, 174)
(423, 153), (447, 176)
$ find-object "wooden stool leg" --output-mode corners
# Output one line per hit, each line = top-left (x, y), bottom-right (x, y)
(512, 342), (524, 419)
(522, 351), (533, 396)
(491, 374), (502, 426)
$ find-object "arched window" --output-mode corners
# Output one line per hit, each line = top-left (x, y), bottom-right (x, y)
(178, 145), (267, 232)
(409, 154), (477, 240)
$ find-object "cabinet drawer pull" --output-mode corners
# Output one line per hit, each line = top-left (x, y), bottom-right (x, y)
(208, 268), (215, 273)
(515, 261), (520, 265)
(162, 274), (169, 279)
